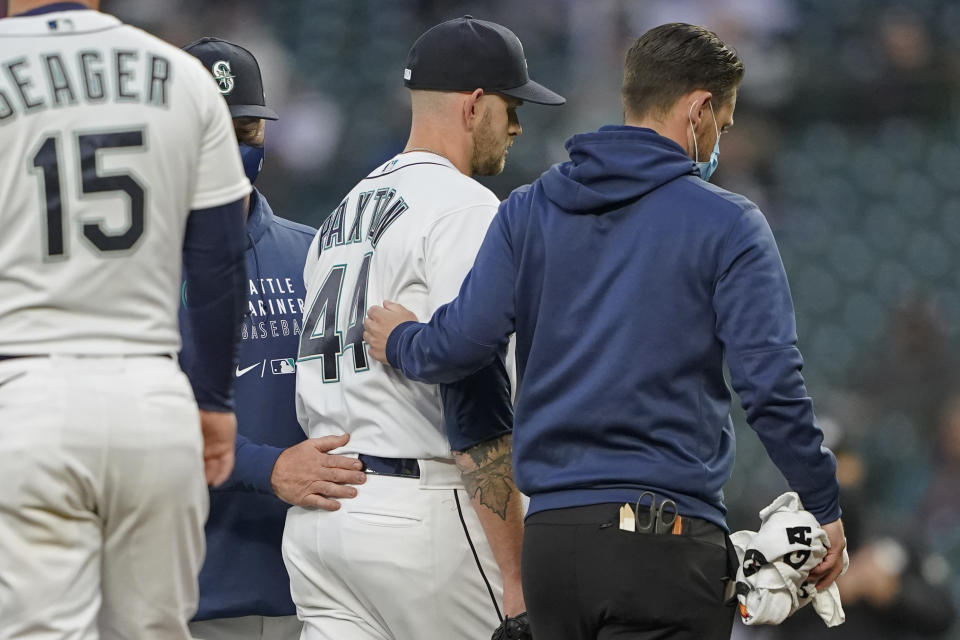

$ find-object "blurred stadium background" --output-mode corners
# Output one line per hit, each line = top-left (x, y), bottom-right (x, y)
(6, 0), (959, 636)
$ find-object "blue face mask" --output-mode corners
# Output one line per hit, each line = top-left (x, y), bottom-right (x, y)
(239, 143), (265, 184)
(688, 101), (720, 182)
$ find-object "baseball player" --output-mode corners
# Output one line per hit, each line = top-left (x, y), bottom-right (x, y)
(180, 37), (366, 640)
(284, 16), (563, 640)
(0, 2), (249, 639)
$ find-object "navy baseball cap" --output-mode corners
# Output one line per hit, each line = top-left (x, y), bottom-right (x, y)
(403, 16), (565, 106)
(183, 37), (278, 120)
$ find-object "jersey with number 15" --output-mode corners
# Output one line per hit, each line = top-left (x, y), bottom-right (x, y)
(0, 8), (249, 356)
(296, 152), (499, 459)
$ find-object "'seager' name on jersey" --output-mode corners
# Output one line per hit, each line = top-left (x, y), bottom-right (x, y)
(0, 48), (173, 120)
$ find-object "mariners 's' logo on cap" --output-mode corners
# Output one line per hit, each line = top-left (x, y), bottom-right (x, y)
(211, 60), (235, 95)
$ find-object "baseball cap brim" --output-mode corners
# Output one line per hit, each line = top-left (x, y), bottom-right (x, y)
(498, 79), (565, 106)
(229, 104), (279, 120)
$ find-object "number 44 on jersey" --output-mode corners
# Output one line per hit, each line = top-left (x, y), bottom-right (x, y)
(298, 252), (371, 383)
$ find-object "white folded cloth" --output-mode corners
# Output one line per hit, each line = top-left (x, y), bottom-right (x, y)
(731, 492), (848, 627)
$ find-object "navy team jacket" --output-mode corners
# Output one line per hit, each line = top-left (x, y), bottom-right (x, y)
(180, 188), (315, 620)
(387, 126), (841, 530)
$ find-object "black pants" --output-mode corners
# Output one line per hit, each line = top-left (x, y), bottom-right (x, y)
(522, 504), (736, 640)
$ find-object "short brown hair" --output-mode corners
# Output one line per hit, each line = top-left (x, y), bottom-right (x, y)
(622, 23), (744, 119)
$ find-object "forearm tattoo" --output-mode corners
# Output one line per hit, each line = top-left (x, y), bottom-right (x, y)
(453, 435), (516, 520)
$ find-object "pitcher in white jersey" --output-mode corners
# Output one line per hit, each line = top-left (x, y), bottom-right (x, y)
(0, 1), (250, 639)
(285, 16), (564, 640)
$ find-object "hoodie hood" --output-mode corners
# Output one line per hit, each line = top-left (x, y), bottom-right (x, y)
(541, 125), (696, 214)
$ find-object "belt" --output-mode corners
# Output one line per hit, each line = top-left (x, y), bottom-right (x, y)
(358, 454), (420, 479)
(527, 503), (728, 548)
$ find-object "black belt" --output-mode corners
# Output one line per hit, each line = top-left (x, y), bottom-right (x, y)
(526, 503), (728, 548)
(358, 454), (420, 479)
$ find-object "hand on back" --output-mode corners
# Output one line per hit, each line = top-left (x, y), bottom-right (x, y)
(363, 301), (418, 363)
(271, 433), (367, 510)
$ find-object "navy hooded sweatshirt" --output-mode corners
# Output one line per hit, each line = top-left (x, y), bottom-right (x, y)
(180, 188), (315, 619)
(387, 126), (840, 530)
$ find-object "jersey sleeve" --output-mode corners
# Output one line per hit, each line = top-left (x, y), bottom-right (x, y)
(181, 198), (247, 412)
(188, 65), (251, 211)
(439, 345), (513, 451)
(713, 207), (840, 524)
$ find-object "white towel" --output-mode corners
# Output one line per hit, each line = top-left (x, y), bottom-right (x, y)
(732, 492), (848, 627)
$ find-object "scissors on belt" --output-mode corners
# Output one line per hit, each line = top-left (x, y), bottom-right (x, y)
(635, 491), (681, 534)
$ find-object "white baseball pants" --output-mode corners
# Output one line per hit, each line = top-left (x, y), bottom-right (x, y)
(282, 459), (504, 640)
(0, 355), (208, 640)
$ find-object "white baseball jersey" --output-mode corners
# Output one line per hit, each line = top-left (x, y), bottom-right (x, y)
(0, 8), (250, 356)
(296, 151), (499, 458)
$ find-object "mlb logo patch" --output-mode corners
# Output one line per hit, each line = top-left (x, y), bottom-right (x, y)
(271, 358), (296, 375)
(47, 18), (75, 31)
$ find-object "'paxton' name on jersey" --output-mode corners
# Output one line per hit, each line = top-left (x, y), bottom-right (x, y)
(0, 50), (170, 122)
(243, 277), (305, 341)
(315, 186), (409, 254)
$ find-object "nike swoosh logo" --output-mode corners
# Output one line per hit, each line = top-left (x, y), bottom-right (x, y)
(236, 362), (261, 377)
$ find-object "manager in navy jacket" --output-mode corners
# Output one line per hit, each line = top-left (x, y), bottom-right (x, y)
(364, 23), (846, 640)
(180, 38), (366, 640)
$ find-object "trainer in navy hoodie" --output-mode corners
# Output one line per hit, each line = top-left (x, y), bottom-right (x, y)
(386, 126), (840, 530)
(180, 188), (316, 620)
